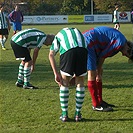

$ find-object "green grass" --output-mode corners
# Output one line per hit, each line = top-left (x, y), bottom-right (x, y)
(0, 24), (133, 133)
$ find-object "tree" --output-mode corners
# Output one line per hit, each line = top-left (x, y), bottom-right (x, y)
(60, 0), (89, 15)
(94, 0), (133, 14)
(3, 0), (133, 15)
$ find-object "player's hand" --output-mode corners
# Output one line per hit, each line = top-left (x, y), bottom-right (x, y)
(96, 74), (102, 82)
(31, 65), (35, 72)
(55, 73), (63, 86)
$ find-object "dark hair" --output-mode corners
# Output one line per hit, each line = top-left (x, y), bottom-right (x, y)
(0, 3), (4, 8)
(128, 55), (133, 63)
(115, 5), (119, 8)
(127, 41), (133, 63)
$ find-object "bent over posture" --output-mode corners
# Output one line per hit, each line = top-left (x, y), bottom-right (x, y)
(83, 26), (133, 112)
(49, 27), (88, 122)
(11, 28), (54, 89)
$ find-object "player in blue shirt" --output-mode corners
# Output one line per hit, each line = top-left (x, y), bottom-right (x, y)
(83, 26), (133, 112)
(8, 4), (23, 35)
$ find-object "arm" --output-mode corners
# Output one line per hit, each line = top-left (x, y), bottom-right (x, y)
(31, 47), (40, 72)
(8, 11), (14, 22)
(49, 50), (63, 86)
(20, 11), (23, 22)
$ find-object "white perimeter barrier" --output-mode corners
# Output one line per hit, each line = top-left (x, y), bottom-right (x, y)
(21, 12), (131, 24)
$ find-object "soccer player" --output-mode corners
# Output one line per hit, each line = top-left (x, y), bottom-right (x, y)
(8, 4), (23, 35)
(49, 27), (88, 122)
(113, 5), (120, 30)
(0, 3), (11, 50)
(131, 9), (133, 23)
(11, 28), (54, 89)
(83, 26), (133, 112)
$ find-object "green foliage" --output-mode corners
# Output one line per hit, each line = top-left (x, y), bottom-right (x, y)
(3, 0), (133, 15)
(94, 0), (133, 13)
(0, 24), (133, 133)
(60, 0), (84, 15)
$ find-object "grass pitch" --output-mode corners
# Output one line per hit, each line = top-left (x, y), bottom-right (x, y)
(0, 24), (133, 133)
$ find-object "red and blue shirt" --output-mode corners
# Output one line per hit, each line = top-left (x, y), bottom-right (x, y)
(83, 26), (127, 70)
(8, 10), (23, 22)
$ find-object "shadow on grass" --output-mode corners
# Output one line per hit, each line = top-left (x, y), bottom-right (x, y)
(62, 117), (133, 122)
(0, 61), (54, 81)
(103, 84), (133, 89)
(81, 118), (133, 122)
(114, 106), (133, 111)
(0, 61), (132, 89)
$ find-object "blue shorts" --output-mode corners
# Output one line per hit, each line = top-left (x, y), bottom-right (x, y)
(87, 46), (98, 71)
(12, 22), (22, 31)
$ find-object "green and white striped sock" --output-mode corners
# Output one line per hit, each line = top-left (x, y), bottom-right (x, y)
(23, 66), (31, 86)
(17, 63), (24, 83)
(0, 38), (4, 47)
(3, 37), (6, 44)
(60, 86), (69, 116)
(75, 87), (85, 115)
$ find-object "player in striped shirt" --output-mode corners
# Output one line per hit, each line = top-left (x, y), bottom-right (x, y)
(49, 27), (88, 122)
(0, 3), (11, 50)
(11, 28), (55, 89)
(83, 26), (133, 112)
(113, 5), (120, 30)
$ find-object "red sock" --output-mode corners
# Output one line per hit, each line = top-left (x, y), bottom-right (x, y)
(88, 81), (100, 107)
(96, 81), (102, 103)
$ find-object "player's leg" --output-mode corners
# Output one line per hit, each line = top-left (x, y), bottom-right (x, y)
(114, 23), (116, 29)
(22, 52), (38, 89)
(4, 34), (8, 43)
(11, 40), (24, 86)
(87, 47), (100, 108)
(74, 76), (85, 122)
(0, 34), (3, 48)
(87, 47), (113, 112)
(96, 80), (102, 103)
(117, 23), (120, 30)
(13, 22), (17, 35)
(15, 61), (25, 87)
(17, 22), (22, 32)
(1, 33), (9, 50)
(59, 49), (76, 122)
(88, 70), (100, 107)
(74, 47), (87, 121)
(96, 69), (115, 107)
(23, 60), (32, 87)
(0, 34), (6, 50)
(59, 74), (70, 122)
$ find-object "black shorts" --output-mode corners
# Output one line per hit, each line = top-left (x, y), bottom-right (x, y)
(60, 47), (88, 76)
(11, 40), (31, 62)
(0, 29), (9, 35)
(113, 22), (119, 24)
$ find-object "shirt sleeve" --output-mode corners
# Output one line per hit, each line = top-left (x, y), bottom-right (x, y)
(37, 36), (47, 48)
(8, 11), (14, 22)
(50, 36), (60, 54)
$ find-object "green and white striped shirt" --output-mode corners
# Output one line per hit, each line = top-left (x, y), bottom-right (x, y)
(50, 27), (87, 55)
(0, 11), (8, 29)
(11, 28), (47, 48)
